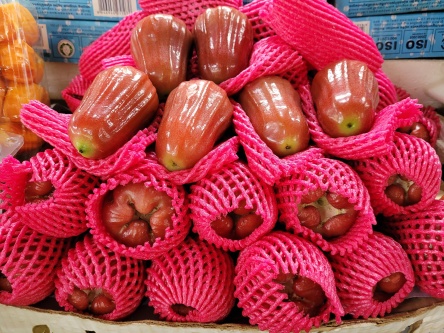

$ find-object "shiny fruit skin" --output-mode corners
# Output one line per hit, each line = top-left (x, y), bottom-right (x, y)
(155, 79), (233, 171)
(131, 14), (193, 98)
(68, 66), (159, 159)
(239, 76), (310, 157)
(194, 6), (254, 84)
(311, 59), (379, 138)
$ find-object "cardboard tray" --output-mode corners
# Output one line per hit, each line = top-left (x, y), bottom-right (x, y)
(1, 296), (443, 333)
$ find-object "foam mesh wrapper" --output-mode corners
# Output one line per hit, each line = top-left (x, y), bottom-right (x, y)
(85, 161), (191, 260)
(54, 234), (146, 321)
(234, 231), (344, 333)
(146, 237), (235, 323)
(352, 132), (442, 217)
(275, 154), (376, 256)
(0, 148), (99, 238)
(188, 160), (278, 252)
(328, 231), (415, 319)
(381, 199), (444, 299)
(19, 100), (160, 180)
(0, 212), (68, 306)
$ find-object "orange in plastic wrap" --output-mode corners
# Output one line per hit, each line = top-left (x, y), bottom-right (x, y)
(0, 76), (6, 112)
(2, 82), (49, 122)
(32, 52), (45, 84)
(0, 40), (38, 84)
(0, 2), (40, 46)
(0, 119), (43, 154)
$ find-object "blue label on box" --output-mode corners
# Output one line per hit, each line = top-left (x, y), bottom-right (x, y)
(335, 0), (444, 17)
(352, 11), (444, 59)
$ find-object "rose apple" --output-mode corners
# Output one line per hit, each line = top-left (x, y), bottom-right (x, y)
(68, 287), (116, 315)
(68, 66), (159, 160)
(194, 6), (253, 84)
(24, 180), (54, 203)
(398, 122), (430, 143)
(373, 272), (406, 301)
(311, 59), (379, 138)
(0, 272), (12, 293)
(274, 273), (326, 317)
(297, 188), (357, 239)
(131, 14), (193, 99)
(155, 79), (233, 171)
(238, 75), (310, 157)
(102, 182), (174, 247)
(384, 174), (422, 206)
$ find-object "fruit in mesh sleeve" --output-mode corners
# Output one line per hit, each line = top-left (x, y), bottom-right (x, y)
(155, 79), (233, 171)
(146, 237), (235, 323)
(311, 59), (379, 138)
(131, 13), (193, 98)
(0, 213), (68, 306)
(238, 75), (310, 157)
(194, 6), (254, 84)
(68, 65), (159, 160)
(234, 231), (344, 333)
(55, 234), (146, 320)
(328, 231), (415, 318)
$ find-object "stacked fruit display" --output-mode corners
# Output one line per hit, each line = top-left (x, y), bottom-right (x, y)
(0, 1), (50, 158)
(1, 0), (443, 332)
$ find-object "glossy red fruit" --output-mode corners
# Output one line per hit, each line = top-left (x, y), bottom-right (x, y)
(239, 75), (310, 157)
(131, 14), (193, 98)
(24, 180), (54, 202)
(311, 59), (379, 138)
(194, 6), (254, 83)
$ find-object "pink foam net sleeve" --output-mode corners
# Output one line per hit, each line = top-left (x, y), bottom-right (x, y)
(234, 231), (344, 333)
(375, 68), (398, 112)
(2, 149), (99, 238)
(0, 214), (68, 306)
(61, 74), (92, 112)
(142, 136), (240, 186)
(86, 162), (191, 260)
(381, 199), (444, 299)
(188, 160), (277, 252)
(302, 86), (423, 160)
(262, 0), (383, 72)
(19, 100), (159, 179)
(54, 234), (146, 321)
(328, 231), (415, 319)
(0, 155), (31, 211)
(240, 0), (275, 41)
(275, 155), (376, 256)
(352, 132), (442, 217)
(146, 237), (235, 323)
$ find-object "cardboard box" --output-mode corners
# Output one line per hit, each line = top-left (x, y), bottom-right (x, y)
(33, 18), (116, 63)
(28, 0), (141, 21)
(335, 0), (444, 17)
(351, 11), (444, 59)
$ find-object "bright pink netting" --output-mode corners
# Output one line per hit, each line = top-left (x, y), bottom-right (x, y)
(352, 132), (442, 217)
(262, 0), (383, 72)
(86, 162), (190, 260)
(146, 237), (235, 323)
(188, 160), (277, 252)
(328, 232), (415, 319)
(381, 200), (444, 298)
(234, 231), (344, 333)
(0, 156), (30, 211)
(240, 0), (275, 41)
(275, 155), (376, 256)
(303, 90), (423, 160)
(0, 149), (99, 238)
(142, 136), (240, 186)
(0, 213), (68, 306)
(19, 100), (160, 180)
(375, 68), (398, 112)
(54, 234), (146, 320)
(61, 74), (92, 112)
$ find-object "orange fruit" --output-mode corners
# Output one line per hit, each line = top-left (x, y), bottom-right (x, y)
(0, 40), (37, 84)
(0, 3), (39, 46)
(32, 52), (45, 84)
(0, 119), (43, 154)
(0, 76), (6, 112)
(2, 82), (50, 122)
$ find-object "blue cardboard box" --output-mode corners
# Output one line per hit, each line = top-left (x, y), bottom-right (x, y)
(335, 0), (444, 18)
(352, 11), (444, 59)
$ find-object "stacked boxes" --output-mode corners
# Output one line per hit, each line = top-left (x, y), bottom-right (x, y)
(334, 0), (444, 59)
(29, 0), (141, 63)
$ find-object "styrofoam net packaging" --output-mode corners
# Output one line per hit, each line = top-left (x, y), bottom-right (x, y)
(146, 236), (235, 323)
(328, 231), (415, 319)
(54, 234), (146, 321)
(234, 231), (344, 333)
(0, 0), (50, 160)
